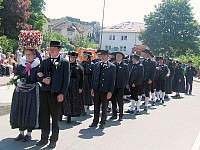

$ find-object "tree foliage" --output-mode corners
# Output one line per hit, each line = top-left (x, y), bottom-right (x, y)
(139, 0), (200, 57)
(74, 35), (98, 49)
(0, 0), (32, 39)
(28, 0), (47, 31)
(41, 31), (75, 51)
(0, 36), (18, 53)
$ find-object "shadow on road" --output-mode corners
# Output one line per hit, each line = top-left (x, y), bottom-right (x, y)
(0, 138), (41, 150)
(78, 128), (105, 139)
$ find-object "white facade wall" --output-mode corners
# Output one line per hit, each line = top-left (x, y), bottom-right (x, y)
(101, 32), (142, 55)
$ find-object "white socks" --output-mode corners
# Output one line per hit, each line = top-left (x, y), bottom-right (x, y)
(108, 101), (112, 109)
(84, 106), (88, 112)
(162, 92), (165, 100)
(20, 131), (24, 136)
(156, 91), (160, 100)
(145, 97), (150, 107)
(137, 96), (142, 111)
(27, 132), (31, 136)
(151, 92), (156, 102)
(130, 100), (136, 111)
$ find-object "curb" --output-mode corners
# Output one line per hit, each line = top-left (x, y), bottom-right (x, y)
(0, 104), (11, 116)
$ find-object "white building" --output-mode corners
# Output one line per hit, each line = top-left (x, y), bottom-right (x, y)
(101, 22), (145, 55)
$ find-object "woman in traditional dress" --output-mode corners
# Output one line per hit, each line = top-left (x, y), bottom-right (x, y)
(172, 61), (185, 98)
(10, 48), (40, 142)
(62, 51), (84, 123)
(80, 52), (94, 115)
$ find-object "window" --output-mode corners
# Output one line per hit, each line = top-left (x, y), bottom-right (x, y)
(124, 36), (127, 40)
(105, 46), (108, 50)
(113, 35), (115, 40)
(109, 46), (112, 50)
(120, 46), (123, 51)
(109, 35), (112, 40)
(124, 46), (126, 51)
(121, 36), (127, 40)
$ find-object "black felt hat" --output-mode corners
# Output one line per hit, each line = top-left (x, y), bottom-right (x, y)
(50, 41), (63, 48)
(68, 51), (78, 57)
(131, 54), (140, 60)
(96, 49), (109, 55)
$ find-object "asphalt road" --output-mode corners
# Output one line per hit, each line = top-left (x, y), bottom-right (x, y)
(0, 82), (200, 150)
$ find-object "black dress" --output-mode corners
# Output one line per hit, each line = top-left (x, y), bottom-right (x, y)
(10, 61), (40, 130)
(80, 61), (94, 106)
(62, 62), (84, 117)
(173, 66), (185, 93)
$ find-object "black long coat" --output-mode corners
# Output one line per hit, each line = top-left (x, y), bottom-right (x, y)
(62, 62), (84, 117)
(173, 66), (185, 93)
(80, 61), (94, 106)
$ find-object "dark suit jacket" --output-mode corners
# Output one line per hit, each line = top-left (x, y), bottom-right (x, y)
(185, 66), (197, 79)
(129, 63), (144, 86)
(92, 61), (116, 93)
(38, 56), (70, 96)
(114, 62), (129, 89)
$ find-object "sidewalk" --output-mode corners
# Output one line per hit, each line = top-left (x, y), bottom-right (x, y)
(0, 76), (12, 87)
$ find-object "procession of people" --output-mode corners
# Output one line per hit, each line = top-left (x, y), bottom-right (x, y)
(9, 40), (198, 149)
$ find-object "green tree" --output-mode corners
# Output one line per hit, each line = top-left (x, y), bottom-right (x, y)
(41, 31), (75, 51)
(139, 0), (200, 57)
(74, 35), (98, 49)
(28, 0), (47, 31)
(0, 36), (18, 53)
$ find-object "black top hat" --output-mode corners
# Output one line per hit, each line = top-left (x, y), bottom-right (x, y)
(96, 49), (109, 55)
(131, 54), (140, 60)
(83, 51), (92, 56)
(68, 51), (78, 57)
(50, 41), (63, 48)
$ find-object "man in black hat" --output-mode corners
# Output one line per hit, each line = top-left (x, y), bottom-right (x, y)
(185, 60), (197, 95)
(110, 51), (129, 121)
(37, 41), (70, 148)
(126, 54), (144, 114)
(90, 49), (116, 129)
(140, 49), (156, 112)
(154, 56), (169, 104)
(80, 51), (94, 114)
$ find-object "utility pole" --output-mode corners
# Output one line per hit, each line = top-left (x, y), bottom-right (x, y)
(99, 0), (106, 50)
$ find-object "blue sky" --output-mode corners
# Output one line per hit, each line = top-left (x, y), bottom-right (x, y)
(44, 0), (200, 26)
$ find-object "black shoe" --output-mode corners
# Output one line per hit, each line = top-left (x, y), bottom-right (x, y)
(89, 123), (98, 128)
(125, 109), (134, 114)
(152, 102), (156, 106)
(118, 116), (123, 121)
(67, 117), (72, 123)
(161, 100), (164, 104)
(36, 139), (48, 146)
(144, 106), (148, 112)
(48, 141), (56, 149)
(82, 112), (87, 116)
(15, 134), (24, 141)
(110, 116), (117, 120)
(107, 108), (111, 112)
(135, 110), (141, 115)
(99, 124), (105, 129)
(22, 135), (31, 142)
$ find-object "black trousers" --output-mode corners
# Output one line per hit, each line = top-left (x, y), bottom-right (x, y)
(93, 91), (108, 125)
(143, 81), (151, 97)
(39, 91), (61, 142)
(186, 78), (193, 93)
(111, 88), (124, 117)
(130, 85), (143, 101)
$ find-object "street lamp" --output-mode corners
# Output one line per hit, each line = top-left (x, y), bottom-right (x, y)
(99, 0), (106, 50)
